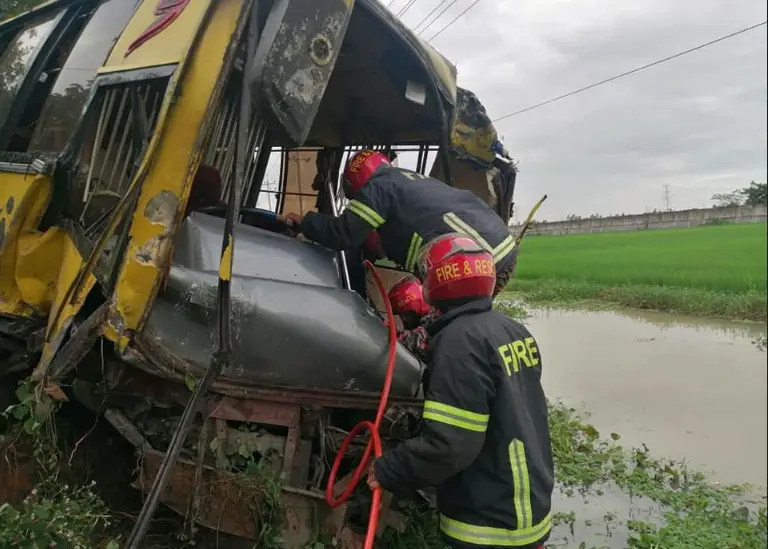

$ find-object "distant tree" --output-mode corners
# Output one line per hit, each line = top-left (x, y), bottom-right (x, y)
(711, 181), (767, 208)
(741, 181), (767, 206)
(710, 191), (744, 208)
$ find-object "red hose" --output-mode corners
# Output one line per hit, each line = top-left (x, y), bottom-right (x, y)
(325, 259), (399, 549)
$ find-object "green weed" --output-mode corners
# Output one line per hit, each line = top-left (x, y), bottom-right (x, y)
(0, 379), (117, 548)
(385, 402), (767, 549)
(505, 278), (767, 321)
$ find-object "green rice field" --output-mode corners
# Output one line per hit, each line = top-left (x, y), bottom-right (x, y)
(506, 223), (768, 320)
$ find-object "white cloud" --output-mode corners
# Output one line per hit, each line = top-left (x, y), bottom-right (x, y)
(394, 0), (767, 218)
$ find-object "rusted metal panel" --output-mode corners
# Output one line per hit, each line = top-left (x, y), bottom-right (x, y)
(108, 366), (305, 425)
(133, 448), (332, 546)
(125, 337), (424, 409)
(248, 0), (354, 146)
(133, 448), (263, 540)
(209, 397), (300, 427)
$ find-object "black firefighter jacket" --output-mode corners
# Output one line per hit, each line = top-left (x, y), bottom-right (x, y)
(374, 298), (555, 549)
(299, 166), (518, 275)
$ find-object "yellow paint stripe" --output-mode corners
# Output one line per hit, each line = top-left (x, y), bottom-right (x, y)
(219, 234), (233, 281)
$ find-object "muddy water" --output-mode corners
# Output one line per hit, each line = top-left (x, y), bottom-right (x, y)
(520, 307), (767, 547)
(525, 307), (767, 488)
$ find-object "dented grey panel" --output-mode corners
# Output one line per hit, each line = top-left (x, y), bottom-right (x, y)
(172, 213), (343, 287)
(141, 213), (423, 395)
(248, 0), (353, 146)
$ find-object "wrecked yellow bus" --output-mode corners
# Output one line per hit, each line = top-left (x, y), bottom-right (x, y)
(0, 0), (520, 545)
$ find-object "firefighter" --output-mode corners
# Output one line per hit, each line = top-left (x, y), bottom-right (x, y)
(277, 149), (519, 296)
(367, 233), (554, 549)
(388, 275), (440, 362)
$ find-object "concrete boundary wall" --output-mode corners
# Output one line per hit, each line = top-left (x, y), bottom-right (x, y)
(512, 205), (768, 236)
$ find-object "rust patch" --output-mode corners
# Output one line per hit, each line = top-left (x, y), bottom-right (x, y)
(133, 450), (335, 547)
(143, 190), (179, 225)
(133, 449), (264, 540)
(108, 308), (126, 334)
(135, 235), (173, 267)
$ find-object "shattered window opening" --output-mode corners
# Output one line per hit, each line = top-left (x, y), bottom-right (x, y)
(0, 12), (59, 139)
(73, 77), (169, 232)
(29, 0), (142, 154)
(202, 56), (267, 208)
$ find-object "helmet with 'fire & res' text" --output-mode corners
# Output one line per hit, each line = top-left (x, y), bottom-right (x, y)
(416, 233), (496, 309)
(389, 275), (432, 319)
(342, 149), (390, 197)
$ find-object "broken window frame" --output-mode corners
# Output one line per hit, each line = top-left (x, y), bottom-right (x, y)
(41, 65), (176, 289)
(28, 0), (143, 155)
(0, 7), (67, 158)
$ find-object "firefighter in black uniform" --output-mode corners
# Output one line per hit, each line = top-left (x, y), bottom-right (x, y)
(387, 275), (440, 362)
(278, 149), (519, 296)
(367, 233), (554, 549)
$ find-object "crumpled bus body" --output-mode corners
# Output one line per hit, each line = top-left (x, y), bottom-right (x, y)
(0, 0), (519, 545)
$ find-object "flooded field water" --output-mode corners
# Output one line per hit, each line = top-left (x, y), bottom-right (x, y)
(520, 306), (767, 548)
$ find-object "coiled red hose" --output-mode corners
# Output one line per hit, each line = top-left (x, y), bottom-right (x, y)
(325, 260), (398, 549)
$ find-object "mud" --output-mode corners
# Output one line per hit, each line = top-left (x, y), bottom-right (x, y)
(525, 307), (767, 488)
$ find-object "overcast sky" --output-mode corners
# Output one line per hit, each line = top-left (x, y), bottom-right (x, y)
(399, 0), (767, 221)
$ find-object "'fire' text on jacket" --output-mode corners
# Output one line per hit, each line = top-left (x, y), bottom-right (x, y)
(497, 337), (540, 375)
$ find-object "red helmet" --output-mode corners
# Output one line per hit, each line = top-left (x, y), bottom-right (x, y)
(417, 233), (496, 308)
(342, 150), (390, 197)
(389, 276), (431, 318)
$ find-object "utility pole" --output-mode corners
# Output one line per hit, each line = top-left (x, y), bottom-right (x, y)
(662, 184), (672, 211)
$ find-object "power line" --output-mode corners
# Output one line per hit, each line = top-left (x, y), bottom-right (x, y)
(397, 0), (419, 18)
(491, 21), (767, 123)
(413, 0), (451, 34)
(427, 0), (482, 42)
(418, 0), (461, 37)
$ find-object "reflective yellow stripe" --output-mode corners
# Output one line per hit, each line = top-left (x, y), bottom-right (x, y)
(347, 200), (386, 228)
(444, 212), (515, 265)
(443, 212), (493, 252)
(422, 400), (489, 433)
(405, 233), (423, 272)
(509, 439), (533, 529)
(492, 235), (517, 263)
(440, 513), (552, 547)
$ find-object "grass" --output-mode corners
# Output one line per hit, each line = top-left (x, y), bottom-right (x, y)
(507, 223), (768, 320)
